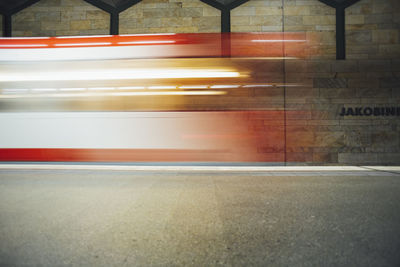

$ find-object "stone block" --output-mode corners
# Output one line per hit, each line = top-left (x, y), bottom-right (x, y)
(91, 20), (108, 30)
(314, 78), (348, 88)
(347, 30), (372, 44)
(319, 88), (356, 98)
(286, 152), (313, 163)
(255, 7), (282, 16)
(372, 29), (399, 44)
(377, 153), (400, 165)
(250, 16), (282, 26)
(41, 21), (69, 31)
(144, 18), (162, 27)
(143, 8), (178, 18)
(231, 16), (250, 26)
(287, 131), (314, 148)
(378, 45), (400, 57)
(306, 60), (332, 73)
(284, 6), (310, 16)
(346, 15), (364, 25)
(338, 153), (379, 164)
(358, 60), (391, 72)
(120, 7), (143, 19)
(203, 8), (220, 17)
(284, 16), (303, 26)
(357, 88), (391, 98)
(13, 12), (35, 22)
(371, 131), (399, 149)
(35, 11), (61, 22)
(61, 11), (86, 21)
(178, 8), (202, 17)
(231, 7), (256, 16)
(365, 14), (393, 24)
(86, 10), (108, 20)
(313, 152), (338, 163)
(331, 60), (359, 73)
(303, 15), (335, 25)
(70, 20), (91, 30)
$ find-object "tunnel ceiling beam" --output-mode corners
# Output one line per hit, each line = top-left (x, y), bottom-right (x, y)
(84, 0), (142, 35)
(200, 0), (250, 33)
(318, 0), (362, 60)
(0, 0), (41, 37)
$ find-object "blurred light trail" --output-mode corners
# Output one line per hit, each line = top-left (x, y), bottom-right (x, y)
(0, 91), (226, 98)
(179, 85), (208, 89)
(117, 41), (176, 45)
(210, 85), (240, 89)
(88, 87), (115, 91)
(31, 88), (57, 92)
(54, 42), (112, 47)
(119, 33), (176, 36)
(148, 86), (176, 90)
(55, 35), (113, 39)
(117, 86), (146, 90)
(0, 69), (242, 82)
(0, 44), (48, 48)
(59, 88), (86, 91)
(252, 40), (306, 43)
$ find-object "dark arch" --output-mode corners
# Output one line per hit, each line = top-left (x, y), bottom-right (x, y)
(84, 0), (142, 35)
(200, 0), (250, 33)
(0, 0), (41, 37)
(318, 0), (362, 59)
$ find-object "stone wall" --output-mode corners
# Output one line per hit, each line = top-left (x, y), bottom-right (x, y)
(231, 0), (283, 32)
(346, 0), (400, 59)
(119, 0), (220, 34)
(231, 0), (336, 59)
(12, 0), (109, 37)
(1, 0), (399, 165)
(284, 58), (400, 165)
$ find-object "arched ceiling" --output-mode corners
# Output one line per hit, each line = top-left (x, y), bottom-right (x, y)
(0, 0), (40, 15)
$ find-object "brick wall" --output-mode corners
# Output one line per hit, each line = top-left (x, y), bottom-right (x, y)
(12, 0), (109, 37)
(119, 0), (220, 34)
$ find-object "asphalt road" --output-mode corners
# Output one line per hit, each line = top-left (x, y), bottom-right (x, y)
(0, 169), (399, 266)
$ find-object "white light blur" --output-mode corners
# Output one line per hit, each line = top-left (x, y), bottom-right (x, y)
(117, 86), (146, 90)
(59, 88), (86, 91)
(242, 84), (273, 88)
(148, 86), (176, 90)
(252, 40), (306, 43)
(31, 88), (57, 92)
(0, 44), (48, 48)
(111, 91), (225, 96)
(0, 69), (241, 82)
(88, 87), (115, 90)
(210, 85), (240, 89)
(0, 37), (50, 40)
(117, 41), (175, 45)
(2, 89), (29, 94)
(0, 90), (226, 98)
(119, 33), (176, 37)
(55, 35), (113, 39)
(54, 42), (112, 47)
(179, 85), (208, 89)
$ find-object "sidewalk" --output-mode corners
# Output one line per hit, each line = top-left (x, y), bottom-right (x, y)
(0, 163), (399, 174)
